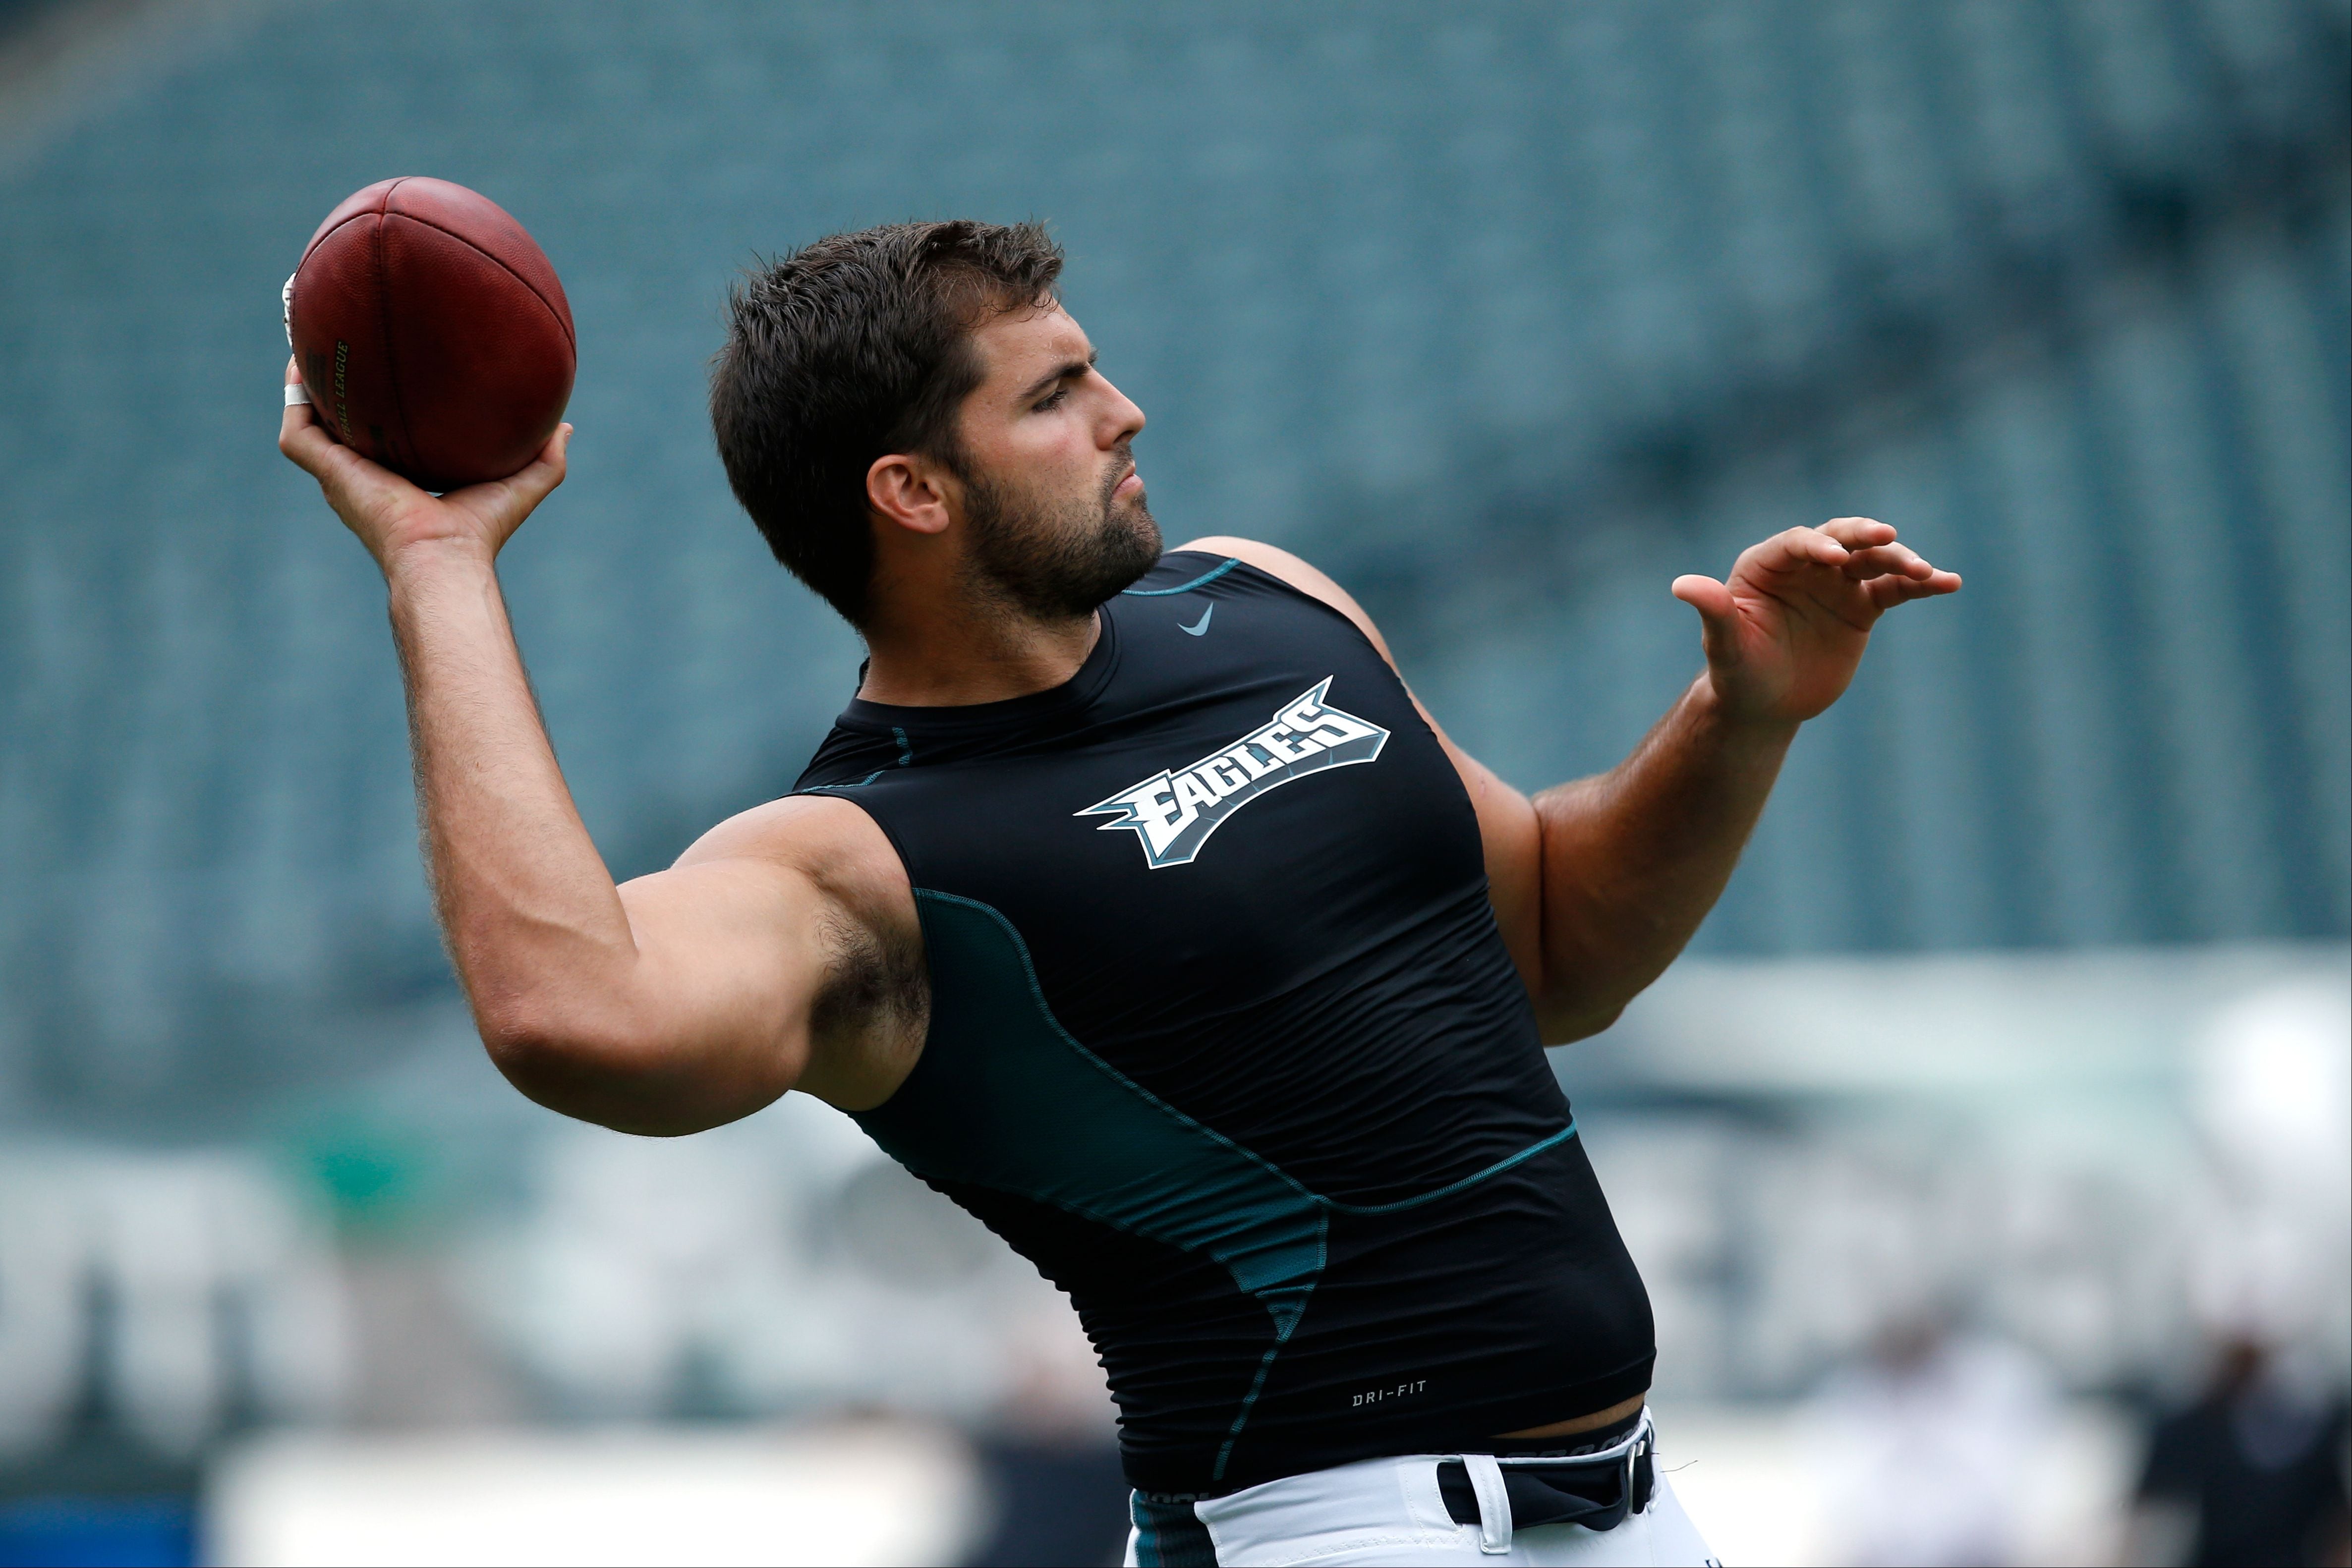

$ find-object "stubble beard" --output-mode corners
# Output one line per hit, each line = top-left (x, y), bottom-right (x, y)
(959, 447), (1163, 623)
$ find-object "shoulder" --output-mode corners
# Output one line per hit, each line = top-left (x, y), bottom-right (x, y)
(1172, 536), (1398, 667)
(670, 791), (912, 916)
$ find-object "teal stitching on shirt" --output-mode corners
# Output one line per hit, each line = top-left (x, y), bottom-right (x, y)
(909, 890), (1576, 1215)
(891, 727), (913, 766)
(1210, 1211), (1327, 1482)
(1337, 1123), (1578, 1214)
(904, 889), (1575, 1477)
(905, 890), (1578, 1482)
(912, 891), (1322, 1198)
(1121, 558), (1241, 596)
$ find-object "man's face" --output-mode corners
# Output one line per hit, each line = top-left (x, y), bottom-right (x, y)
(948, 304), (1160, 620)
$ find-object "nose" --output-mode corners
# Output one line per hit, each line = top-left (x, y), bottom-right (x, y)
(1093, 369), (1145, 448)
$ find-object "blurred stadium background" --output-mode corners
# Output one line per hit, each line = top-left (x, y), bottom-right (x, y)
(0, 1), (2345, 1563)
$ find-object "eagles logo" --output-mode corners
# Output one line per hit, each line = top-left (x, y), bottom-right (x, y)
(1078, 679), (1389, 868)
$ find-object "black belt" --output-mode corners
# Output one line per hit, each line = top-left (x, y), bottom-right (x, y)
(1437, 1427), (1655, 1534)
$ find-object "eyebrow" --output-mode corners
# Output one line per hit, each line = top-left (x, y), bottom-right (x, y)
(1016, 349), (1097, 404)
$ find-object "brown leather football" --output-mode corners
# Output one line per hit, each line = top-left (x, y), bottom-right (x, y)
(287, 177), (575, 491)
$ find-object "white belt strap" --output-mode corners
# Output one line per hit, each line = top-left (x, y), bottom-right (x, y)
(1462, 1452), (1513, 1555)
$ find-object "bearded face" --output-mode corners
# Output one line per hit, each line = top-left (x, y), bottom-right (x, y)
(957, 439), (1162, 621)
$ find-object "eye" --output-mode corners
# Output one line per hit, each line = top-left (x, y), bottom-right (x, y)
(1034, 385), (1071, 412)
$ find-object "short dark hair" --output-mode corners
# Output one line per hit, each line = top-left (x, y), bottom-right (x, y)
(709, 220), (1064, 625)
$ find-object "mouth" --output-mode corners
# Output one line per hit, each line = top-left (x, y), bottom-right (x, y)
(1114, 470), (1143, 498)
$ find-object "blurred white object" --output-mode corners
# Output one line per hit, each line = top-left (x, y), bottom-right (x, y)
(463, 1097), (1103, 1426)
(2191, 978), (2352, 1204)
(204, 1418), (985, 1568)
(2185, 978), (2352, 1383)
(1809, 1328), (2058, 1567)
(1609, 944), (2338, 1096)
(0, 1147), (345, 1456)
(1653, 1405), (1828, 1568)
(1576, 944), (2350, 1405)
(1662, 1399), (2136, 1568)
(0, 1166), (84, 1454)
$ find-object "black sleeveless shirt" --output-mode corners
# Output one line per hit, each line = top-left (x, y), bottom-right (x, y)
(794, 553), (1653, 1494)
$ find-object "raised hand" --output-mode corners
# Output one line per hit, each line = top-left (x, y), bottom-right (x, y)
(1670, 516), (1960, 726)
(277, 357), (570, 571)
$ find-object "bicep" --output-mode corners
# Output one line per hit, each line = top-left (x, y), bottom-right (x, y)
(1177, 536), (1546, 987)
(487, 854), (832, 1135)
(491, 799), (862, 1136)
(615, 854), (835, 1079)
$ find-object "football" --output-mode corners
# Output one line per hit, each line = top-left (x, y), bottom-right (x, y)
(286, 177), (575, 491)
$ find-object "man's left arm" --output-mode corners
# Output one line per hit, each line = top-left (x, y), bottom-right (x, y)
(1184, 518), (1959, 1042)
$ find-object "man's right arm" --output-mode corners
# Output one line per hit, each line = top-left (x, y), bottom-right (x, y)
(279, 362), (917, 1135)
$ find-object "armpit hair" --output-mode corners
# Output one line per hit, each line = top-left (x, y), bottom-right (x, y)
(807, 899), (927, 1057)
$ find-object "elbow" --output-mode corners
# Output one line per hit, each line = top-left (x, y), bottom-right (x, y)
(477, 1010), (601, 1113)
(477, 1012), (580, 1095)
(473, 1007), (707, 1137)
(1533, 993), (1627, 1047)
(473, 992), (584, 1083)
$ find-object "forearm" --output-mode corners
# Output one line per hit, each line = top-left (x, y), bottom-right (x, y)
(1529, 674), (1795, 1037)
(384, 540), (641, 1069)
(278, 410), (804, 1122)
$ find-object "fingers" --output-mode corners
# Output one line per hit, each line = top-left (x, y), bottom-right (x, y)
(1864, 566), (1963, 609)
(1742, 525), (1852, 577)
(277, 356), (359, 484)
(1819, 515), (1896, 551)
(437, 424), (573, 550)
(279, 357), (323, 457)
(1671, 572), (1733, 620)
(279, 407), (350, 484)
(278, 389), (358, 485)
(449, 423), (572, 511)
(1837, 542), (1936, 581)
(278, 357), (437, 537)
(1814, 516), (1955, 583)
(1746, 519), (1953, 589)
(1799, 528), (1849, 568)
(1671, 573), (1737, 662)
(504, 423), (572, 509)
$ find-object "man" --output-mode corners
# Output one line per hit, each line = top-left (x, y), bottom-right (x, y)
(2133, 1337), (2352, 1568)
(280, 220), (1957, 1566)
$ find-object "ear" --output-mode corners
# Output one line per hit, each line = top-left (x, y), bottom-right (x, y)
(866, 451), (956, 538)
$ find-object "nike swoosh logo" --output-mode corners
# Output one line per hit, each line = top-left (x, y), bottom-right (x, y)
(1179, 605), (1214, 636)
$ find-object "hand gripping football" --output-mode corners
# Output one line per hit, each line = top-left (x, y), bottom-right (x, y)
(286, 177), (575, 491)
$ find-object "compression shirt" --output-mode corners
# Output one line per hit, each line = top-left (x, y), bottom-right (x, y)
(794, 552), (1654, 1494)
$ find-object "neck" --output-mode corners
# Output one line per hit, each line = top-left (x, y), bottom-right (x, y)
(857, 600), (1101, 707)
